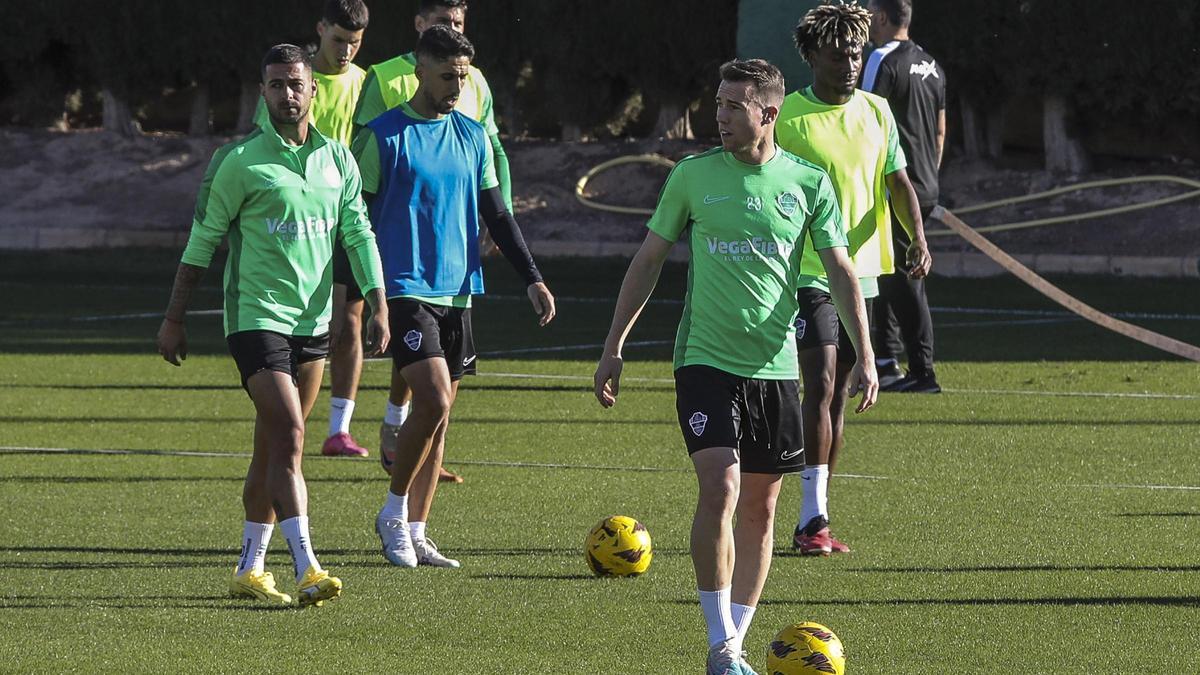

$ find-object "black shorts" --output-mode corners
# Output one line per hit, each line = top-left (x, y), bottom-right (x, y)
(388, 298), (477, 381)
(331, 244), (363, 301)
(795, 287), (873, 365)
(673, 365), (804, 474)
(226, 330), (329, 390)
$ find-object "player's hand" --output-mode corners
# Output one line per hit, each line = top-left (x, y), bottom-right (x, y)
(594, 354), (624, 408)
(156, 319), (187, 366)
(846, 358), (879, 413)
(363, 308), (390, 358)
(906, 238), (932, 280)
(527, 282), (556, 326)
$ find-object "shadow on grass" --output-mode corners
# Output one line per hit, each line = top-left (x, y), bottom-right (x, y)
(756, 595), (1200, 608)
(0, 560), (213, 570)
(0, 415), (673, 426)
(843, 564), (1200, 573)
(467, 573), (596, 580)
(1113, 512), (1200, 518)
(0, 595), (293, 612)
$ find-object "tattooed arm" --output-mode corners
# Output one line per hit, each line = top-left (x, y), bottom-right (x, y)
(156, 263), (206, 366)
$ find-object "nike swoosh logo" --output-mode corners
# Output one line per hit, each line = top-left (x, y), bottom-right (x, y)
(703, 195), (731, 204)
(462, 355), (477, 367)
(781, 448), (803, 461)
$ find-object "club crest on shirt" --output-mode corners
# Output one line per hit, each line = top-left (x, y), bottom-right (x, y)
(795, 317), (807, 340)
(776, 191), (799, 217)
(688, 412), (708, 437)
(404, 329), (423, 351)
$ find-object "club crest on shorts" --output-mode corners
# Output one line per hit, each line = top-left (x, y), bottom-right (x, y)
(776, 191), (799, 217)
(795, 317), (806, 340)
(688, 412), (708, 437)
(403, 329), (423, 351)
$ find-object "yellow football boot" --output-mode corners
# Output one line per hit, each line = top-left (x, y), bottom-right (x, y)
(296, 566), (342, 608)
(229, 569), (292, 606)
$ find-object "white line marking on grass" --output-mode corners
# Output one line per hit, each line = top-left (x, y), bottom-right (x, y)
(941, 387), (1200, 400)
(468, 371), (1200, 400)
(1069, 482), (1200, 492)
(0, 445), (889, 479)
(478, 340), (672, 357)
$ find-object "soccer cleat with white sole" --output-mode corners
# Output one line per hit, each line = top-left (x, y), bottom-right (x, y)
(296, 566), (342, 608)
(414, 538), (461, 568)
(376, 511), (417, 568)
(706, 638), (758, 675)
(229, 569), (292, 605)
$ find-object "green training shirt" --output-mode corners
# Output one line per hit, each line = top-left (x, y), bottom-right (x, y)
(353, 52), (498, 135)
(647, 147), (847, 380)
(776, 87), (906, 294)
(181, 119), (385, 337)
(254, 64), (367, 147)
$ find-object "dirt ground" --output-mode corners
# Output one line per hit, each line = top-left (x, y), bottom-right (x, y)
(1, 127), (1198, 257)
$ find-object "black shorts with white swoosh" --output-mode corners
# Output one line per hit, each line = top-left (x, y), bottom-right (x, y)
(386, 299), (476, 381)
(673, 365), (804, 474)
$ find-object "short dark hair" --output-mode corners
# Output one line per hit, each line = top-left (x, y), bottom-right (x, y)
(415, 24), (475, 63)
(418, 0), (467, 15)
(719, 59), (786, 107)
(794, 1), (872, 63)
(872, 0), (912, 27)
(323, 0), (369, 31)
(261, 44), (311, 81)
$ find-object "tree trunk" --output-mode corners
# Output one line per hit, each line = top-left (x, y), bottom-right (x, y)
(1043, 94), (1090, 174)
(499, 88), (522, 139)
(236, 81), (260, 134)
(960, 99), (985, 159)
(984, 106), (1005, 159)
(101, 88), (139, 136)
(560, 122), (583, 142)
(653, 101), (692, 140)
(188, 82), (211, 136)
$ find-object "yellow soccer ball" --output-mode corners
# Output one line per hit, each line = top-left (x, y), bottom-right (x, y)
(584, 515), (653, 577)
(766, 622), (846, 674)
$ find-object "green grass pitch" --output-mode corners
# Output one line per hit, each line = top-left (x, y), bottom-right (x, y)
(0, 250), (1198, 673)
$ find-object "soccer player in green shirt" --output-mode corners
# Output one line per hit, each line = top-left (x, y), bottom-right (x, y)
(156, 45), (390, 608)
(777, 1), (932, 556)
(252, 1), (369, 147)
(251, 1), (382, 459)
(594, 59), (877, 675)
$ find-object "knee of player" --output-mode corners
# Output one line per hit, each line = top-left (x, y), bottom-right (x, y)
(412, 392), (454, 422)
(803, 372), (837, 404)
(696, 470), (739, 511)
(735, 492), (778, 526)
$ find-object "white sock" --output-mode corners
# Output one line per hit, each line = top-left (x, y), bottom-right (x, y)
(409, 521), (427, 543)
(876, 357), (898, 368)
(380, 491), (408, 522)
(384, 400), (411, 427)
(799, 465), (830, 528)
(279, 516), (321, 583)
(235, 521), (273, 576)
(698, 587), (737, 648)
(730, 602), (756, 651)
(329, 397), (355, 437)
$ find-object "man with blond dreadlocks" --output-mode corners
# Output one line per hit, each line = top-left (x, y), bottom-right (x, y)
(775, 0), (932, 556)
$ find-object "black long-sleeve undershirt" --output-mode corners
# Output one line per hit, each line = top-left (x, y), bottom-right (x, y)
(479, 186), (542, 286)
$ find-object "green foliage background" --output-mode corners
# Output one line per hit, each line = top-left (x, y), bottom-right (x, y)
(0, 0), (1197, 148)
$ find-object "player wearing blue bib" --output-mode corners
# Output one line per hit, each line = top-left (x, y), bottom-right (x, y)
(356, 26), (555, 569)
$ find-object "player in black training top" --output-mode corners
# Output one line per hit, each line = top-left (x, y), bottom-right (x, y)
(863, 0), (945, 393)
